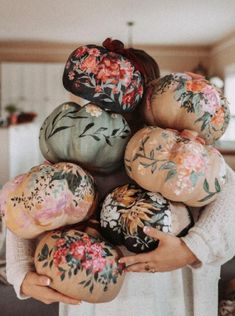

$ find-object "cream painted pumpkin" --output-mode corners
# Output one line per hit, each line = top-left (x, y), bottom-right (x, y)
(124, 127), (226, 207)
(100, 184), (193, 253)
(0, 162), (97, 238)
(143, 72), (230, 144)
(34, 228), (125, 303)
(39, 102), (131, 174)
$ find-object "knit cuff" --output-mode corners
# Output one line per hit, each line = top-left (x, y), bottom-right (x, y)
(181, 228), (212, 269)
(7, 262), (34, 300)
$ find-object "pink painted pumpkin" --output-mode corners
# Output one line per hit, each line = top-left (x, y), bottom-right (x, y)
(35, 228), (125, 303)
(143, 72), (230, 144)
(0, 162), (97, 238)
(124, 127), (226, 207)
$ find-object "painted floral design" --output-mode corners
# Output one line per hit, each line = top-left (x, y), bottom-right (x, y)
(63, 45), (144, 113)
(36, 230), (124, 294)
(0, 162), (96, 238)
(124, 127), (226, 206)
(100, 184), (192, 253)
(154, 72), (230, 141)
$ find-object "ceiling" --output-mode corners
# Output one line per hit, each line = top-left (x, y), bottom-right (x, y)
(1, 0), (235, 46)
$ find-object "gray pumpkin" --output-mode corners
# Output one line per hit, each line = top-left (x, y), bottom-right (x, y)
(39, 102), (131, 173)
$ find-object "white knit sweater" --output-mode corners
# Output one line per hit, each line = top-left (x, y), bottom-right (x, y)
(6, 165), (235, 316)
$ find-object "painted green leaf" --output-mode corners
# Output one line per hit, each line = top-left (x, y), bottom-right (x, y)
(41, 244), (49, 259)
(60, 272), (65, 281)
(198, 192), (216, 203)
(203, 179), (210, 193)
(105, 137), (112, 146)
(42, 261), (48, 268)
(80, 122), (95, 135)
(159, 161), (176, 170)
(103, 248), (112, 257)
(165, 169), (177, 181)
(215, 178), (221, 192)
(150, 149), (154, 159)
(48, 126), (73, 139)
(91, 135), (100, 141)
(112, 128), (119, 136)
(89, 283), (94, 293)
(190, 171), (198, 187)
(66, 254), (73, 263)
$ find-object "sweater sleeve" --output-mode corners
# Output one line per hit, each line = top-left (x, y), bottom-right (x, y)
(6, 229), (36, 299)
(182, 165), (235, 267)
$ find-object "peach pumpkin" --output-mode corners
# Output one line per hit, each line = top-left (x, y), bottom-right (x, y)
(0, 162), (97, 238)
(124, 127), (226, 207)
(143, 72), (230, 144)
(34, 229), (125, 303)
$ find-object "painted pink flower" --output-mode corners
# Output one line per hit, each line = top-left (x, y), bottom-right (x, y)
(87, 48), (101, 57)
(53, 247), (67, 266)
(69, 241), (85, 259)
(201, 85), (221, 115)
(89, 243), (104, 258)
(68, 71), (75, 80)
(80, 55), (98, 73)
(95, 85), (102, 93)
(55, 238), (66, 247)
(74, 46), (87, 58)
(92, 257), (106, 273)
(122, 90), (135, 105)
(82, 259), (92, 271)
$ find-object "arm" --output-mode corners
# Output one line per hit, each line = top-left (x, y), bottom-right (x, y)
(6, 228), (35, 299)
(182, 165), (235, 267)
(120, 165), (235, 271)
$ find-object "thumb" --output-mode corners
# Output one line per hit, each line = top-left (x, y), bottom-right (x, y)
(143, 226), (169, 241)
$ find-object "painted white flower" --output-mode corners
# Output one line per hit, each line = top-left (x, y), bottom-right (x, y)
(101, 205), (120, 229)
(62, 103), (71, 111)
(85, 104), (103, 117)
(111, 113), (118, 119)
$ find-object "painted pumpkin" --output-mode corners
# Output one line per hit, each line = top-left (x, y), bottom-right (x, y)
(34, 228), (125, 303)
(39, 102), (131, 174)
(63, 43), (144, 113)
(124, 127), (227, 207)
(0, 162), (97, 239)
(100, 184), (193, 253)
(143, 72), (230, 144)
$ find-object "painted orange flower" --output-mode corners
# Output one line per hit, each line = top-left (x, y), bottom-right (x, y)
(80, 55), (98, 73)
(120, 200), (157, 235)
(186, 80), (206, 93)
(211, 108), (225, 127)
(111, 185), (140, 207)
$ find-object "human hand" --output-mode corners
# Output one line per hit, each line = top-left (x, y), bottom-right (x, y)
(119, 226), (200, 273)
(21, 272), (81, 305)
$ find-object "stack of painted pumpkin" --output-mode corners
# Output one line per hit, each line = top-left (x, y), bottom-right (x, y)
(124, 72), (229, 207)
(0, 39), (153, 303)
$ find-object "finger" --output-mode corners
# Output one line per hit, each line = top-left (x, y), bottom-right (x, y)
(28, 272), (51, 287)
(143, 226), (169, 241)
(43, 287), (81, 305)
(126, 262), (156, 273)
(119, 252), (152, 266)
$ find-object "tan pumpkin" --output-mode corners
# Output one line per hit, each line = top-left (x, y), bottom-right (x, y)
(124, 127), (226, 207)
(142, 72), (230, 144)
(0, 162), (97, 238)
(34, 228), (125, 303)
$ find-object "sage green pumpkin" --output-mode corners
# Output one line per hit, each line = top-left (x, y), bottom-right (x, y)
(39, 102), (131, 173)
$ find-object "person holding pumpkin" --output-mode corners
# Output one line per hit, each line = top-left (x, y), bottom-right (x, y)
(4, 39), (235, 316)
